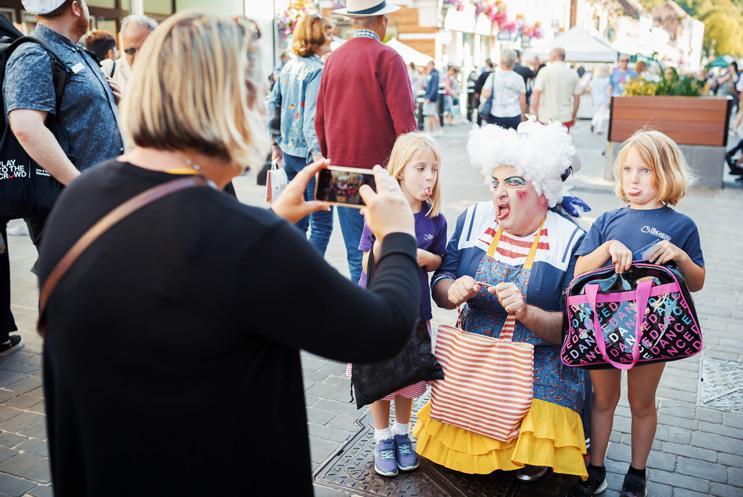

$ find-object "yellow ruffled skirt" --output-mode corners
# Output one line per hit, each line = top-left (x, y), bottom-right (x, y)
(413, 399), (588, 478)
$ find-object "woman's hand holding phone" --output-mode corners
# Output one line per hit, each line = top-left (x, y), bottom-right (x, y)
(359, 165), (415, 241)
(272, 159), (331, 223)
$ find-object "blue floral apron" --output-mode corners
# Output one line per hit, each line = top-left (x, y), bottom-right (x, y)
(462, 220), (585, 413)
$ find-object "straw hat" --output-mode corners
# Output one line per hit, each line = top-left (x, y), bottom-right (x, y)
(333, 0), (400, 17)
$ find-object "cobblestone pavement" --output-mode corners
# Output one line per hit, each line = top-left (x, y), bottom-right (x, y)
(2, 121), (743, 497)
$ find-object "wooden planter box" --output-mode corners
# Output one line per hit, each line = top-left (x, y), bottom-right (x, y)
(606, 96), (733, 188)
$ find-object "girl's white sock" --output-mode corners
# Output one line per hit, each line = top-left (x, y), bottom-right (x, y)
(392, 422), (409, 436)
(374, 427), (393, 441)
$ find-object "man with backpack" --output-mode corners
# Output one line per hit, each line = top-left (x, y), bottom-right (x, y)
(0, 0), (124, 355)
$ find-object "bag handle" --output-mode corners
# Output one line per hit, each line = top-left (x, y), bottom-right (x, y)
(585, 279), (652, 370)
(37, 175), (209, 335)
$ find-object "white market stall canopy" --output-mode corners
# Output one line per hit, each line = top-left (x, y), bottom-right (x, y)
(526, 27), (618, 63)
(385, 38), (433, 67)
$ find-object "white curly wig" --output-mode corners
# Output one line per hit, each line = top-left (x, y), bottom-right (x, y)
(467, 118), (579, 207)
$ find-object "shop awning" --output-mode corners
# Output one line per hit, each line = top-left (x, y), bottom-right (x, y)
(385, 38), (433, 67)
(526, 27), (618, 63)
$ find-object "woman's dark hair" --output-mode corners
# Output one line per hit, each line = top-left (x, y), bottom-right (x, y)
(84, 30), (117, 62)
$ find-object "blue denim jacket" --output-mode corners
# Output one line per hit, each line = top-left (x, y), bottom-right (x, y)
(267, 55), (323, 160)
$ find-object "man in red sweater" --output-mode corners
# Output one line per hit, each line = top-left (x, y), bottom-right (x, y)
(315, 0), (416, 285)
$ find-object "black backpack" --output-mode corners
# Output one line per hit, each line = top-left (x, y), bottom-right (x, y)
(0, 14), (71, 220)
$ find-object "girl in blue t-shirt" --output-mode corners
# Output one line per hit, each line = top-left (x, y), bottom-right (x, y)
(568, 130), (705, 497)
(353, 132), (447, 478)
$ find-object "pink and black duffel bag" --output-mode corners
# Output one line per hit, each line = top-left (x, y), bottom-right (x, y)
(561, 263), (702, 370)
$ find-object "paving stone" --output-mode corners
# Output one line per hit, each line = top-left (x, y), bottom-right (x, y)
(0, 433), (26, 450)
(718, 452), (743, 469)
(724, 412), (743, 430)
(307, 383), (354, 403)
(606, 443), (631, 464)
(0, 361), (39, 375)
(646, 482), (673, 497)
(0, 453), (50, 484)
(0, 407), (21, 424)
(308, 423), (356, 444)
(658, 414), (699, 431)
(24, 390), (42, 401)
(676, 456), (728, 483)
(0, 473), (35, 497)
(647, 451), (677, 472)
(691, 431), (743, 456)
(728, 467), (743, 487)
(25, 486), (54, 497)
(322, 376), (350, 388)
(327, 414), (361, 433)
(650, 469), (709, 493)
(16, 439), (48, 458)
(656, 425), (692, 445)
(673, 488), (713, 497)
(305, 395), (319, 408)
(2, 395), (40, 411)
(699, 420), (743, 440)
(710, 482), (743, 497)
(662, 441), (717, 463)
(0, 373), (26, 391)
(306, 408), (335, 426)
(3, 377), (41, 395)
(313, 485), (348, 497)
(309, 436), (343, 465)
(313, 399), (362, 418)
(697, 406), (724, 424)
(612, 415), (631, 434)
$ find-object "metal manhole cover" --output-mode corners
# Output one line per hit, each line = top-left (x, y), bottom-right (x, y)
(314, 394), (578, 496)
(701, 357), (743, 412)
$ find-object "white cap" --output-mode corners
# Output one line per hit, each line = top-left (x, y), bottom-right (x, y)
(22, 0), (67, 15)
(333, 0), (400, 17)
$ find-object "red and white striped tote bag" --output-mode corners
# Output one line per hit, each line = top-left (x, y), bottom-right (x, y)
(430, 315), (535, 442)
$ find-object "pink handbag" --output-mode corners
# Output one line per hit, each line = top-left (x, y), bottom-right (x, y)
(561, 263), (702, 370)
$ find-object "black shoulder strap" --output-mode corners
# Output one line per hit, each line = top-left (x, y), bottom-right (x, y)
(3, 36), (71, 108)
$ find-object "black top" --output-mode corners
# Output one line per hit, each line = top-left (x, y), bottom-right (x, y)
(473, 69), (492, 95)
(513, 62), (536, 85)
(38, 160), (420, 497)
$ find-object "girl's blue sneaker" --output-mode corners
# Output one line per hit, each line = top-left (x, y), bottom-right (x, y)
(393, 434), (419, 471)
(374, 438), (398, 477)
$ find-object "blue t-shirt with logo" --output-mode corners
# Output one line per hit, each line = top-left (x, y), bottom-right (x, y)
(575, 206), (704, 266)
(358, 207), (448, 321)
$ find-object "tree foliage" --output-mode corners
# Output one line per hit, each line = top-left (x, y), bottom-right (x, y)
(677, 0), (743, 56)
(638, 0), (743, 56)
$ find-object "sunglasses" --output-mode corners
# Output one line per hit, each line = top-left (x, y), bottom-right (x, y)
(123, 47), (138, 56)
(489, 175), (527, 191)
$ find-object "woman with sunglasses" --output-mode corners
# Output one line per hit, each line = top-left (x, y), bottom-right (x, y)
(413, 119), (591, 483)
(37, 12), (420, 497)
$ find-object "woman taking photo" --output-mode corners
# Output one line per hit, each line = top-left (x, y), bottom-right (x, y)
(38, 12), (420, 497)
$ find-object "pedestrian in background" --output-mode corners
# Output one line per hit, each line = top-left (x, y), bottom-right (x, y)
(473, 58), (495, 125)
(531, 47), (580, 130)
(101, 14), (157, 95)
(480, 48), (526, 130)
(608, 54), (637, 97)
(316, 0), (417, 284)
(38, 12), (421, 496)
(1, 0), (124, 356)
(408, 61), (423, 98)
(570, 130), (705, 497)
(513, 49), (535, 107)
(268, 14), (334, 255)
(589, 65), (610, 134)
(423, 60), (442, 134)
(83, 29), (118, 74)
